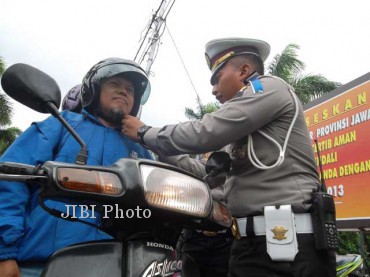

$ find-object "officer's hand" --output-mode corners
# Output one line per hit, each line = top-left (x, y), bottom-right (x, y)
(122, 115), (144, 141)
(0, 259), (21, 277)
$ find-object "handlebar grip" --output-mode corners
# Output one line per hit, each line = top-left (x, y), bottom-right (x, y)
(0, 162), (39, 175)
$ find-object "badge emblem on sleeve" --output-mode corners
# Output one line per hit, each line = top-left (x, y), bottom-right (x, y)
(271, 226), (288, 240)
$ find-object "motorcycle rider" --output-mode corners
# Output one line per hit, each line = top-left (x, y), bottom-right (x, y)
(0, 58), (153, 277)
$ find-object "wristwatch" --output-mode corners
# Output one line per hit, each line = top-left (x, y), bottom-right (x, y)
(137, 125), (152, 145)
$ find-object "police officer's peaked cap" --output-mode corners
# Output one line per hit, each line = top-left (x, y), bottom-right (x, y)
(205, 37), (270, 84)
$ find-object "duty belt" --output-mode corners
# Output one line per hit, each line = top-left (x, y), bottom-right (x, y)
(231, 213), (313, 239)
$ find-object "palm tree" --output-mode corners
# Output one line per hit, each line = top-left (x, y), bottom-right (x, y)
(267, 44), (340, 104)
(0, 127), (22, 155)
(0, 93), (12, 126)
(0, 55), (12, 126)
(185, 95), (220, 120)
(0, 55), (5, 75)
(184, 95), (220, 159)
(0, 56), (22, 155)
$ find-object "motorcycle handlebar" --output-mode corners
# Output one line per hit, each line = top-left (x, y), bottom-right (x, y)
(0, 162), (41, 175)
(0, 162), (46, 182)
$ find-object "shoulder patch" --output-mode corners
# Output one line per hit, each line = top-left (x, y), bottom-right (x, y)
(249, 77), (264, 93)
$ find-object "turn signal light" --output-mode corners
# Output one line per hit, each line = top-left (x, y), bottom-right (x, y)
(212, 200), (232, 227)
(57, 168), (123, 195)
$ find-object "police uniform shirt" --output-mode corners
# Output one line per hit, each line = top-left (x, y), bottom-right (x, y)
(144, 75), (320, 217)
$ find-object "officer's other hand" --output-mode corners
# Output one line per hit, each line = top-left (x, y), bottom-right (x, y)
(0, 259), (21, 277)
(205, 174), (227, 189)
(122, 115), (144, 141)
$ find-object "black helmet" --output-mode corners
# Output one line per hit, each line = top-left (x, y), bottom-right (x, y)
(61, 84), (82, 113)
(81, 57), (150, 116)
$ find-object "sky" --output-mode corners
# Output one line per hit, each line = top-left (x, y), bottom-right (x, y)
(1, 0), (369, 131)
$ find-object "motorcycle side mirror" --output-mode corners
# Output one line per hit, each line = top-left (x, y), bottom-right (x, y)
(1, 63), (88, 165)
(1, 63), (61, 115)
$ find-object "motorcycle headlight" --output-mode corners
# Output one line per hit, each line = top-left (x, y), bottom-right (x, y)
(140, 165), (211, 217)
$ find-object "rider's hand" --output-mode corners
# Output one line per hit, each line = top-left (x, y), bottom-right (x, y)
(0, 260), (21, 277)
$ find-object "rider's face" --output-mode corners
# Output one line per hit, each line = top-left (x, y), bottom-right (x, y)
(97, 76), (135, 126)
(100, 76), (134, 114)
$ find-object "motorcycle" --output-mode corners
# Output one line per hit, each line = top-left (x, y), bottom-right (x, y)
(336, 253), (367, 277)
(0, 63), (232, 277)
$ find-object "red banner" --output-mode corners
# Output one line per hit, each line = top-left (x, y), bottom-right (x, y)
(304, 76), (370, 225)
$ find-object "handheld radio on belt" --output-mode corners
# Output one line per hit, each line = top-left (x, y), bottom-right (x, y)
(311, 140), (339, 250)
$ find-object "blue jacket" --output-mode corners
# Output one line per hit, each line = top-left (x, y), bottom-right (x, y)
(0, 110), (153, 262)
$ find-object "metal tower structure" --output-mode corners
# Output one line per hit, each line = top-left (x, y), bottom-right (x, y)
(134, 0), (175, 117)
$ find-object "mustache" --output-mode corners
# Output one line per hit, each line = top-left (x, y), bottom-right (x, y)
(113, 96), (129, 106)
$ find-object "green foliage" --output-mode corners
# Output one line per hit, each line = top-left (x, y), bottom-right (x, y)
(0, 56), (13, 125)
(0, 93), (13, 126)
(0, 127), (22, 155)
(338, 231), (370, 271)
(338, 232), (362, 254)
(268, 44), (304, 82)
(0, 55), (5, 75)
(291, 74), (341, 104)
(0, 55), (23, 154)
(185, 95), (220, 120)
(267, 44), (341, 104)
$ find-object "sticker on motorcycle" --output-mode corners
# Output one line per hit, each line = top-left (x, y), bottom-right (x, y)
(141, 258), (182, 277)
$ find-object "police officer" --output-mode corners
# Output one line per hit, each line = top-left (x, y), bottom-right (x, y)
(123, 38), (336, 276)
